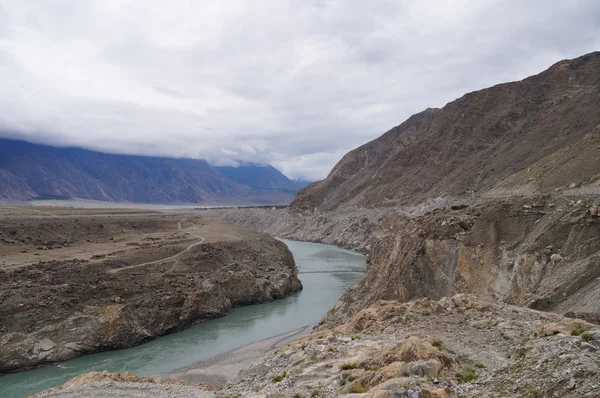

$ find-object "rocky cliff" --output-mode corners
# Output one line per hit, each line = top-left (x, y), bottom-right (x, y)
(211, 52), (600, 329)
(0, 210), (302, 373)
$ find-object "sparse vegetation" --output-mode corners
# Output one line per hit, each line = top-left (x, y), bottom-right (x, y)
(502, 333), (511, 340)
(528, 388), (543, 397)
(339, 363), (359, 370)
(310, 389), (321, 397)
(370, 365), (380, 371)
(458, 367), (479, 383)
(347, 375), (357, 382)
(301, 343), (307, 350)
(571, 322), (586, 336)
(339, 379), (346, 386)
(292, 394), (302, 398)
(348, 383), (369, 393)
(311, 354), (318, 361)
(327, 347), (334, 352)
(431, 338), (446, 351)
(474, 362), (486, 369)
(581, 331), (593, 342)
(272, 371), (287, 383)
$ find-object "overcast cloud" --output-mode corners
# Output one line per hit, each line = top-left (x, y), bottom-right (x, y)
(0, 1), (599, 180)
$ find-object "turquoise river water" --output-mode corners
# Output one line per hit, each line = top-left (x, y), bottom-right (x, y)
(0, 239), (366, 398)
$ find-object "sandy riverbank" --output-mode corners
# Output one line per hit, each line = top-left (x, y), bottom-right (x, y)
(33, 326), (311, 398)
(155, 326), (311, 387)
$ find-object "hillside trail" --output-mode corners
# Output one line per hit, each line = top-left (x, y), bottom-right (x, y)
(108, 218), (205, 274)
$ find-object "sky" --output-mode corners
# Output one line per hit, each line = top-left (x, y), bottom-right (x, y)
(0, 1), (599, 180)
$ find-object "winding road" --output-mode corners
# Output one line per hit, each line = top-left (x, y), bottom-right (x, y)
(109, 219), (205, 274)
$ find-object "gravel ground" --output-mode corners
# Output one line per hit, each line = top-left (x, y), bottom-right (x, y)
(34, 380), (216, 398)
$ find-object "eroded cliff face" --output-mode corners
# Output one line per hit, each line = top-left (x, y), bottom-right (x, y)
(316, 197), (600, 329)
(0, 218), (301, 373)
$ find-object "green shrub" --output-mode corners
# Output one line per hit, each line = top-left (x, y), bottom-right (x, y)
(327, 347), (334, 352)
(458, 367), (479, 383)
(581, 331), (593, 342)
(571, 322), (586, 336)
(310, 390), (321, 397)
(339, 379), (346, 386)
(431, 338), (445, 351)
(272, 371), (287, 383)
(311, 354), (317, 361)
(292, 394), (302, 398)
(301, 343), (307, 350)
(474, 362), (486, 369)
(339, 363), (359, 370)
(348, 383), (369, 393)
(347, 375), (357, 382)
(370, 365), (381, 371)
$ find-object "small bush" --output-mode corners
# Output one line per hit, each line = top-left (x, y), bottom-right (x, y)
(351, 335), (358, 341)
(301, 343), (307, 350)
(348, 383), (369, 393)
(340, 363), (359, 370)
(431, 338), (445, 351)
(502, 333), (511, 340)
(403, 371), (410, 377)
(458, 367), (479, 384)
(581, 331), (593, 342)
(370, 365), (381, 371)
(310, 390), (321, 397)
(327, 347), (334, 352)
(347, 375), (357, 382)
(272, 371), (287, 383)
(474, 362), (486, 369)
(528, 388), (542, 397)
(339, 379), (346, 386)
(571, 322), (586, 336)
(311, 354), (318, 361)
(292, 394), (302, 398)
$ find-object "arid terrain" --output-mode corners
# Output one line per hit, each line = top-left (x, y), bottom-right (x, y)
(34, 295), (600, 398)
(0, 206), (302, 373)
(21, 52), (600, 397)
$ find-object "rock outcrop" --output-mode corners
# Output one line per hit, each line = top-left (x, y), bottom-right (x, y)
(0, 212), (302, 373)
(217, 295), (600, 397)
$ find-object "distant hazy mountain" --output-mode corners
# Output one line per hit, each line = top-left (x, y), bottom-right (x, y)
(0, 138), (299, 204)
(216, 164), (307, 191)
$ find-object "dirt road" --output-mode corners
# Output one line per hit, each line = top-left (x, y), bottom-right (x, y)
(109, 219), (205, 273)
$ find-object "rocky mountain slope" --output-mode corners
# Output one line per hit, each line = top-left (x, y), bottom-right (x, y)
(291, 52), (600, 212)
(0, 138), (300, 204)
(212, 52), (600, 328)
(0, 208), (301, 372)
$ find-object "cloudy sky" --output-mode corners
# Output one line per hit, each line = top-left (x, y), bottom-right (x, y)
(0, 1), (599, 180)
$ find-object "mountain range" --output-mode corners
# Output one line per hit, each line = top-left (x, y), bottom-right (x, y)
(0, 138), (305, 204)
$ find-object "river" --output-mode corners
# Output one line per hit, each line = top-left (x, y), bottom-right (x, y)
(0, 239), (366, 398)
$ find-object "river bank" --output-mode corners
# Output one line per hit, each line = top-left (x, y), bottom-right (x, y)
(1, 238), (366, 398)
(156, 326), (311, 386)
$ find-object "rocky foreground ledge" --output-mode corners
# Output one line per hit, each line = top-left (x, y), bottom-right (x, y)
(35, 294), (600, 397)
(0, 209), (302, 373)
